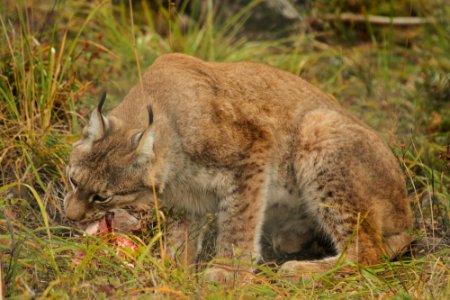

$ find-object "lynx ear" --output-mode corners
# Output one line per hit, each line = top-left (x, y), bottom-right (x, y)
(135, 129), (155, 157)
(86, 92), (108, 141)
(133, 104), (155, 156)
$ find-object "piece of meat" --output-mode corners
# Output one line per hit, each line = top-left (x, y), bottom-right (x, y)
(84, 218), (109, 236)
(108, 209), (142, 233)
(83, 209), (142, 236)
(84, 221), (100, 236)
(74, 210), (141, 265)
(105, 212), (114, 233)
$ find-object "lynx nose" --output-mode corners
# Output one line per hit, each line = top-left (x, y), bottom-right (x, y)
(63, 193), (87, 221)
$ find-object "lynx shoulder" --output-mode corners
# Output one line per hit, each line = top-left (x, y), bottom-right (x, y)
(64, 53), (412, 282)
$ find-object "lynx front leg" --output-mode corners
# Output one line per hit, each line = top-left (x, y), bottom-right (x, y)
(205, 162), (269, 285)
(165, 214), (212, 268)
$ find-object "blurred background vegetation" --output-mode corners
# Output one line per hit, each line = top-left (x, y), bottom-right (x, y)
(0, 0), (449, 298)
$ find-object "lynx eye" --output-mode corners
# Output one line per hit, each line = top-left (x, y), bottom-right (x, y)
(68, 176), (78, 190)
(91, 194), (112, 204)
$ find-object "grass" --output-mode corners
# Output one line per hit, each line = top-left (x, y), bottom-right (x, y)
(0, 0), (449, 298)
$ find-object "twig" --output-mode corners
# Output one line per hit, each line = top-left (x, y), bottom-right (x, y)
(322, 12), (435, 26)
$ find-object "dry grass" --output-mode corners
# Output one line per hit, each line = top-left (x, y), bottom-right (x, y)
(0, 0), (449, 298)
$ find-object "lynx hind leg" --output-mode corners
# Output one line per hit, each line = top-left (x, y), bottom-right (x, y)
(279, 109), (410, 279)
(278, 216), (383, 279)
(278, 198), (385, 281)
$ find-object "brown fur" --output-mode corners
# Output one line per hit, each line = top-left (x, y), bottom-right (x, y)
(64, 53), (412, 283)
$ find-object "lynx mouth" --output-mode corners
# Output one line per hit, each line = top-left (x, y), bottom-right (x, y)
(82, 209), (146, 236)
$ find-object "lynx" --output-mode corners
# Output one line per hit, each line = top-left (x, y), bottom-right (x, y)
(64, 53), (412, 283)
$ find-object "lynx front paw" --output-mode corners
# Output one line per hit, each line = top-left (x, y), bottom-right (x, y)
(279, 257), (340, 283)
(204, 266), (252, 287)
(204, 267), (235, 286)
(278, 260), (323, 282)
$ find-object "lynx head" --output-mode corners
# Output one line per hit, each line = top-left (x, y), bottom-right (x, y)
(64, 93), (155, 230)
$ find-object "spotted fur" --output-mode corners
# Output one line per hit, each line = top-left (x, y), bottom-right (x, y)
(64, 54), (412, 283)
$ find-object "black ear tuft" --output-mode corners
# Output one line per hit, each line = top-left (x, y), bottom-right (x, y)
(98, 91), (107, 114)
(147, 105), (153, 126)
(97, 92), (107, 130)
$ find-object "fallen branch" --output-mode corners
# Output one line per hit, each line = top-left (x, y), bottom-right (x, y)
(322, 12), (435, 26)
